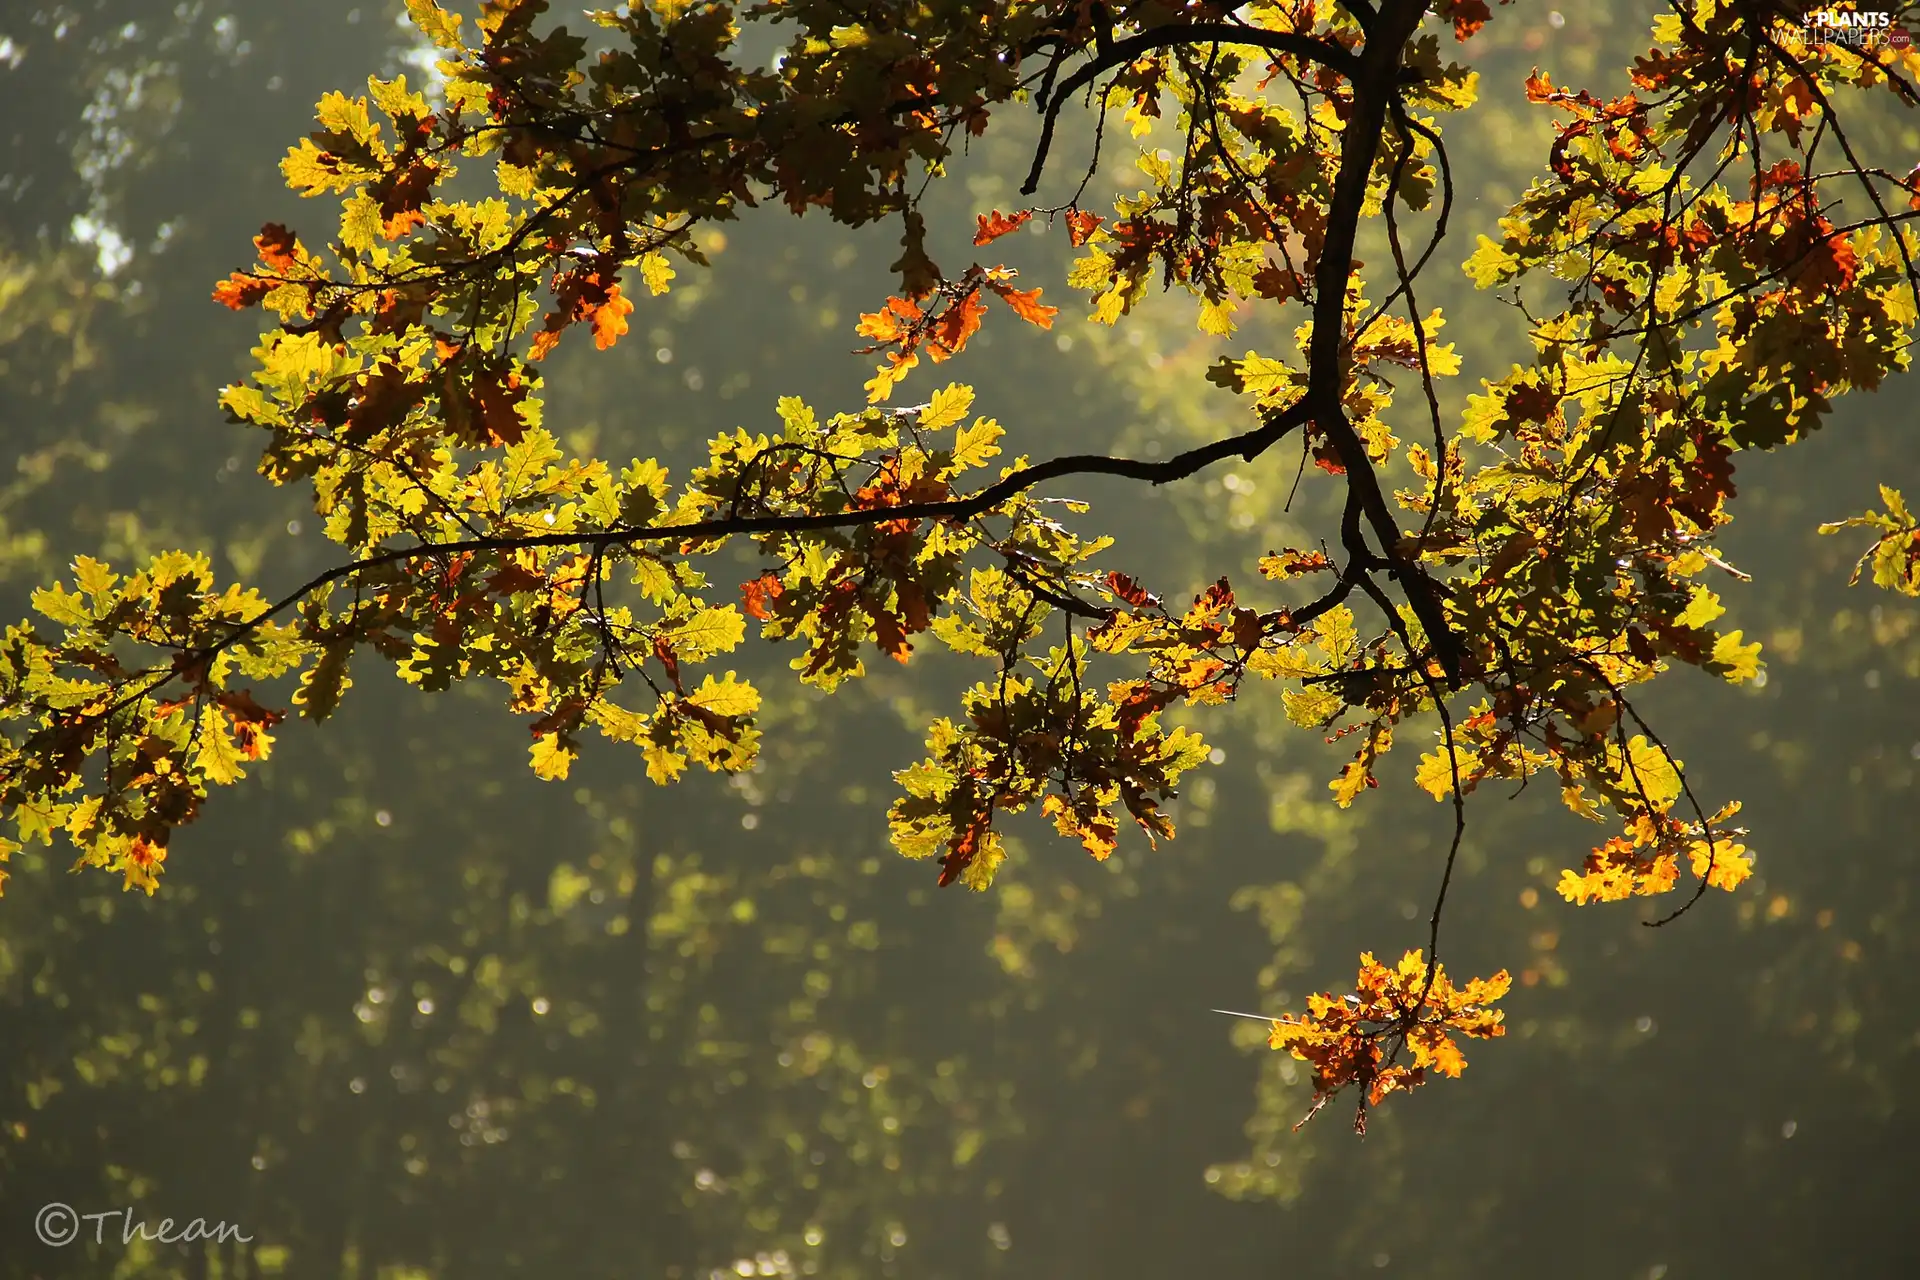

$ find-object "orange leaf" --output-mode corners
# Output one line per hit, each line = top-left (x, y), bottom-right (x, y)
(255, 223), (300, 272)
(856, 295), (922, 344)
(652, 634), (682, 688)
(1105, 571), (1158, 609)
(937, 813), (989, 887)
(476, 384), (527, 447)
(1799, 224), (1858, 291)
(590, 284), (633, 350)
(1505, 382), (1561, 424)
(212, 273), (274, 310)
(870, 604), (913, 663)
(1443, 0), (1492, 41)
(1066, 209), (1104, 247)
(987, 280), (1058, 329)
(486, 561), (548, 596)
(383, 208), (429, 239)
(344, 364), (422, 440)
(1258, 549), (1333, 580)
(373, 287), (427, 332)
(529, 697), (588, 738)
(216, 689), (286, 731)
(898, 577), (932, 634)
(927, 290), (986, 361)
(1231, 607), (1262, 652)
(1252, 262), (1301, 301)
(741, 571), (785, 621)
(377, 161), (438, 238)
(973, 209), (1031, 245)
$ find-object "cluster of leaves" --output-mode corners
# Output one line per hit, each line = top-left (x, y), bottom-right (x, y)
(0, 553), (295, 893)
(855, 215), (1062, 400)
(5, 0), (1919, 1124)
(1385, 1), (1920, 919)
(1252, 949), (1510, 1135)
(1822, 484), (1920, 596)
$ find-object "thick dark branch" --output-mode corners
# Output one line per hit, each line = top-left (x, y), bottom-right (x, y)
(1301, 0), (1462, 684)
(1340, 0), (1379, 30)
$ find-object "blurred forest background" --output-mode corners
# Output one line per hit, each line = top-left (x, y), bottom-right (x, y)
(0, 2), (1915, 1277)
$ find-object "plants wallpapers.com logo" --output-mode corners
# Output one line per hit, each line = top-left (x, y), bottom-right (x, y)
(1794, 8), (1914, 50)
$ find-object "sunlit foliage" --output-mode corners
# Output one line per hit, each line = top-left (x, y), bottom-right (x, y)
(5, 0), (1919, 1128)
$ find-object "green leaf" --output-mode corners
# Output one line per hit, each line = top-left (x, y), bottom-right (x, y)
(665, 607), (745, 661)
(405, 0), (465, 49)
(1675, 587), (1724, 629)
(530, 732), (577, 780)
(72, 556), (120, 603)
(950, 417), (1003, 471)
(686, 671), (760, 717)
(1282, 687), (1342, 727)
(1463, 235), (1521, 288)
(919, 384), (974, 432)
(1709, 631), (1763, 683)
(294, 644), (354, 720)
(776, 396), (819, 441)
(196, 706), (248, 785)
(640, 252), (675, 296)
(1197, 298), (1237, 336)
